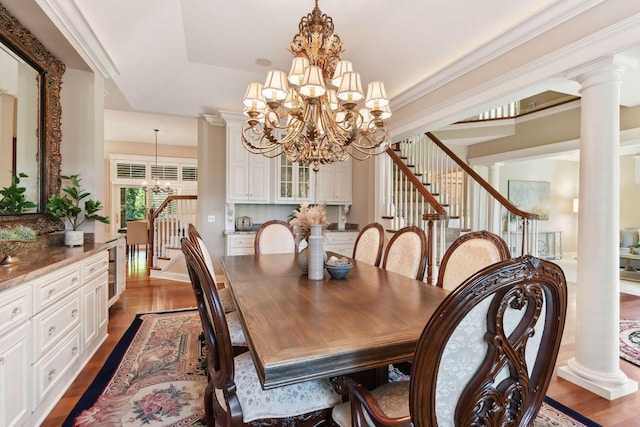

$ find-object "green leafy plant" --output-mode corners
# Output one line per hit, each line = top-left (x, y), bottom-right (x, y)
(46, 174), (110, 230)
(0, 173), (37, 214)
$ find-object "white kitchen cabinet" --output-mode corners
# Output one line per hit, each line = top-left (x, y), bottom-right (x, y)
(225, 233), (256, 256)
(275, 153), (313, 203)
(0, 247), (110, 426)
(315, 159), (352, 204)
(0, 288), (31, 427)
(324, 231), (358, 257)
(224, 112), (271, 203)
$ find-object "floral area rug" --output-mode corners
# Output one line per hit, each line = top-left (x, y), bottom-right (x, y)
(63, 309), (207, 427)
(389, 366), (602, 427)
(620, 319), (640, 366)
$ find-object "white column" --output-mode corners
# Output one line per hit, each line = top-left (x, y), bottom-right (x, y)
(558, 57), (637, 399)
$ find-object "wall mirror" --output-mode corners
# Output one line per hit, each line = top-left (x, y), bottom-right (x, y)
(0, 2), (65, 233)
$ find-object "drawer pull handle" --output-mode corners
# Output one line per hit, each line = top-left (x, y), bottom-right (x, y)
(48, 326), (56, 337)
(71, 308), (78, 317)
(72, 346), (78, 356)
(11, 307), (22, 318)
(90, 268), (95, 273)
(47, 288), (56, 299)
(72, 277), (78, 284)
(48, 369), (56, 382)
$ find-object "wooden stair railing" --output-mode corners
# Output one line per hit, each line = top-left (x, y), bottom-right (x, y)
(384, 147), (447, 284)
(146, 195), (198, 274)
(383, 132), (539, 283)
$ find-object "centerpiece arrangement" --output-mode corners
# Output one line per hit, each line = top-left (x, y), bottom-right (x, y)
(46, 174), (110, 246)
(290, 202), (328, 279)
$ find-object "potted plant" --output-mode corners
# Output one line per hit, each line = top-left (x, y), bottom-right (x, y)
(46, 174), (109, 246)
(0, 173), (37, 214)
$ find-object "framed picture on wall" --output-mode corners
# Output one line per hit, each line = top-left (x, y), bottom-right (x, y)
(508, 180), (551, 220)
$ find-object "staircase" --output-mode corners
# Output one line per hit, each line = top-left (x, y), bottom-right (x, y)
(380, 132), (539, 284)
(147, 195), (198, 282)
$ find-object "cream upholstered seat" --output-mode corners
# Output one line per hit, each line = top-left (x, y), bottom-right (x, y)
(181, 238), (342, 427)
(332, 256), (568, 427)
(437, 230), (511, 291)
(254, 220), (297, 254)
(381, 226), (427, 280)
(125, 220), (148, 258)
(186, 225), (246, 351)
(187, 224), (235, 313)
(352, 222), (385, 266)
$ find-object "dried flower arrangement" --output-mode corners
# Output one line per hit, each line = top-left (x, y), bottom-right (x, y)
(289, 202), (329, 244)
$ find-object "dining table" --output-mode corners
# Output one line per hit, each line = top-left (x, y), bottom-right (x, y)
(220, 253), (450, 389)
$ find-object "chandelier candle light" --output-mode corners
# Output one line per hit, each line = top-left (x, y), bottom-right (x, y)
(241, 0), (391, 172)
(144, 129), (172, 193)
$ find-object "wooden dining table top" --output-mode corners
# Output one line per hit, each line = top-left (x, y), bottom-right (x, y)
(220, 253), (449, 389)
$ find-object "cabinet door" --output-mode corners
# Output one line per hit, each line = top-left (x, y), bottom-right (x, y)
(275, 154), (313, 203)
(0, 322), (30, 427)
(332, 160), (352, 203)
(315, 160), (352, 204)
(248, 154), (270, 202)
(227, 127), (249, 202)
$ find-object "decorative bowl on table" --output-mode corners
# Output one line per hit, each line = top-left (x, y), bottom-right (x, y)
(325, 256), (353, 279)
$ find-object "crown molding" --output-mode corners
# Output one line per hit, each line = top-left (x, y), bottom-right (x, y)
(392, 0), (605, 110)
(36, 0), (118, 78)
(389, 11), (640, 140)
(202, 113), (225, 126)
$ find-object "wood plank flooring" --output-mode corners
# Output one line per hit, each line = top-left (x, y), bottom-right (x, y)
(41, 253), (640, 427)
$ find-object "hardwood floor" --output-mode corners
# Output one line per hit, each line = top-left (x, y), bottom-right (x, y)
(42, 253), (640, 426)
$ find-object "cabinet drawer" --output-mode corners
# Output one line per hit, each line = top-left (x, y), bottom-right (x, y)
(33, 292), (81, 360)
(229, 235), (255, 247)
(33, 264), (81, 312)
(0, 285), (32, 331)
(228, 247), (255, 256)
(84, 252), (109, 283)
(325, 233), (357, 245)
(33, 325), (81, 405)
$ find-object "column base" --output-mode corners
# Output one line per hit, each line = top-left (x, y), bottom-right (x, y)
(558, 360), (638, 400)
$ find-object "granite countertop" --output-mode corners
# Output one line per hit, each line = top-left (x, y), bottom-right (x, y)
(0, 232), (110, 293)
(225, 223), (359, 235)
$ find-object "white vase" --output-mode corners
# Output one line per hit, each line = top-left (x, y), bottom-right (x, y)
(307, 224), (324, 280)
(65, 230), (84, 247)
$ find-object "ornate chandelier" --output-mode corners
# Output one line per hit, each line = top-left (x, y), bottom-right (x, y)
(143, 129), (172, 193)
(241, 0), (391, 172)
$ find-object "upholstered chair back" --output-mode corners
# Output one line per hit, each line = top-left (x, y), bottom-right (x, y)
(381, 226), (427, 280)
(437, 230), (511, 291)
(254, 220), (297, 254)
(341, 256), (567, 427)
(352, 222), (385, 266)
(410, 256), (567, 427)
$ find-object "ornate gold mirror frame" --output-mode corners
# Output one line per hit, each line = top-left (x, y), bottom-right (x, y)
(0, 2), (65, 233)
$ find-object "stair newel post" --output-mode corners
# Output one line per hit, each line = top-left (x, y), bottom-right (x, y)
(424, 215), (436, 284)
(147, 207), (156, 274)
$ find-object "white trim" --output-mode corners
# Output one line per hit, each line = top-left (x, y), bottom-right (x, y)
(389, 12), (640, 140)
(392, 0), (606, 110)
(36, 0), (119, 78)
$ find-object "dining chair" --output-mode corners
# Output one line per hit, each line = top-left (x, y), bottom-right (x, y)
(125, 220), (148, 259)
(381, 226), (427, 280)
(332, 255), (567, 427)
(184, 228), (246, 353)
(254, 219), (297, 254)
(187, 224), (236, 314)
(181, 238), (343, 427)
(352, 222), (385, 266)
(437, 230), (511, 291)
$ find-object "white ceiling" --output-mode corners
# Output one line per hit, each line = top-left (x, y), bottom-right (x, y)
(3, 0), (640, 148)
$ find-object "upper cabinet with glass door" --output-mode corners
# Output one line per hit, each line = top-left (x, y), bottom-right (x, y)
(275, 153), (313, 203)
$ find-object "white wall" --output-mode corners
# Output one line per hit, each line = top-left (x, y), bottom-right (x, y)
(60, 68), (107, 241)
